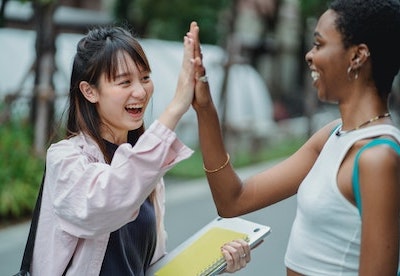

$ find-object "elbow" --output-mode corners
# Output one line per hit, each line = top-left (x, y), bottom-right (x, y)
(218, 213), (236, 218)
(214, 194), (245, 217)
(216, 207), (240, 218)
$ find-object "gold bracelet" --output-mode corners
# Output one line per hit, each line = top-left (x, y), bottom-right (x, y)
(203, 153), (230, 173)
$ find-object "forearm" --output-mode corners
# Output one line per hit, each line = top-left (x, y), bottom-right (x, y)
(195, 103), (245, 217)
(158, 102), (186, 131)
(196, 103), (227, 168)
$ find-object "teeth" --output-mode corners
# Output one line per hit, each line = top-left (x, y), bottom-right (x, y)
(311, 71), (320, 81)
(126, 104), (143, 109)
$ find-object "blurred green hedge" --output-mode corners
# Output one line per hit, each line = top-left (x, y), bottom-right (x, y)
(0, 120), (44, 225)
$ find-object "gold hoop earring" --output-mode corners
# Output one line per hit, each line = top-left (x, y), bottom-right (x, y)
(347, 66), (359, 81)
(347, 66), (353, 80)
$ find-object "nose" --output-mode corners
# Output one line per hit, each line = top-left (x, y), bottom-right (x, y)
(131, 82), (147, 99)
(305, 49), (313, 66)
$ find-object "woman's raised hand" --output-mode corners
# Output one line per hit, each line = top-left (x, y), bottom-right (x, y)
(186, 22), (214, 110)
(158, 23), (196, 129)
(173, 26), (197, 115)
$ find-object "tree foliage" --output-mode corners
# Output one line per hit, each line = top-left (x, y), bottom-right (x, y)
(0, 119), (44, 222)
(299, 0), (330, 19)
(113, 0), (231, 45)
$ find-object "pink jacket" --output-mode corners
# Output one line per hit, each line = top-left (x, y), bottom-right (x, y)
(31, 120), (193, 276)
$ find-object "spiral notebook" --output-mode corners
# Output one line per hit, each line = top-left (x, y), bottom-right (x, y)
(146, 217), (271, 276)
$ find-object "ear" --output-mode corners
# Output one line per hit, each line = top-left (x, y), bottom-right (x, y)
(79, 81), (98, 103)
(351, 44), (370, 68)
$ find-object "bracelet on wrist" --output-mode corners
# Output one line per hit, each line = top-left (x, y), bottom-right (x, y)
(203, 153), (230, 173)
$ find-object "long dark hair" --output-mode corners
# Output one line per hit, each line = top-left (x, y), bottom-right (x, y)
(67, 26), (151, 163)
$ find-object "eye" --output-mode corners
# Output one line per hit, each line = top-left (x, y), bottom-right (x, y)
(141, 74), (151, 83)
(118, 79), (131, 86)
(313, 41), (321, 50)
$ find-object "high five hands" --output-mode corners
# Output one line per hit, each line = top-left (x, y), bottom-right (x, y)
(185, 22), (215, 111)
(185, 21), (252, 274)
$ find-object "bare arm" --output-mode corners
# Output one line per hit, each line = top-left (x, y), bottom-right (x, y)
(196, 103), (336, 216)
(358, 145), (399, 275)
(191, 22), (336, 217)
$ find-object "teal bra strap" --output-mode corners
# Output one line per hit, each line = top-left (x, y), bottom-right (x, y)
(352, 138), (400, 216)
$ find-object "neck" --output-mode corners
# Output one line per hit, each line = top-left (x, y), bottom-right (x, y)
(338, 87), (388, 130)
(101, 128), (128, 145)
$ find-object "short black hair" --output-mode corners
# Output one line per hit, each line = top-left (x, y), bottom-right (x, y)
(329, 0), (400, 97)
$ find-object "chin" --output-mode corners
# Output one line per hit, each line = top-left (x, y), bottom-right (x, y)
(316, 90), (326, 102)
(317, 90), (334, 103)
(318, 96), (338, 105)
(127, 120), (144, 130)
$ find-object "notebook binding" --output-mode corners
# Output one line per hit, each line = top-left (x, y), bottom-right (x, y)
(198, 257), (225, 276)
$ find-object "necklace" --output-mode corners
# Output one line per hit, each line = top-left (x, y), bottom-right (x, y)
(335, 112), (391, 136)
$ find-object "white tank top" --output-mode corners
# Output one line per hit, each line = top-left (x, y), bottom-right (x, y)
(284, 124), (400, 275)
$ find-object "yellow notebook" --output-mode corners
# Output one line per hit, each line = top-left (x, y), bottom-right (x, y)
(146, 217), (271, 276)
(155, 227), (248, 276)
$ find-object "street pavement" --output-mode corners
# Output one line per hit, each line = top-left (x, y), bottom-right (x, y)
(0, 159), (296, 276)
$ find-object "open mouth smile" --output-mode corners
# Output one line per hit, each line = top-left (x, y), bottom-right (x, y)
(125, 104), (143, 115)
(311, 71), (320, 82)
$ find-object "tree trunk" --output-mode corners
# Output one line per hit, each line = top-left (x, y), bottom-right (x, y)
(31, 0), (58, 156)
(220, 0), (239, 138)
(0, 0), (9, 27)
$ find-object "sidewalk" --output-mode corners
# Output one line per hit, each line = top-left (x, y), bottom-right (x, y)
(0, 221), (30, 275)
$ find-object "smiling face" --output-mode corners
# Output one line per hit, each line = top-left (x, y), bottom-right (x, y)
(82, 51), (154, 144)
(305, 9), (353, 103)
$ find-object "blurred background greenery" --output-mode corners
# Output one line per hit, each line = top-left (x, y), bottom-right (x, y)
(113, 0), (231, 44)
(0, 117), (44, 225)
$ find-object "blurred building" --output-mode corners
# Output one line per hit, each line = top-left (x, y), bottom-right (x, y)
(1, 0), (112, 33)
(228, 0), (304, 120)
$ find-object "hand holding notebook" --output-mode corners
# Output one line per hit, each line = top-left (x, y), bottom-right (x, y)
(146, 217), (271, 276)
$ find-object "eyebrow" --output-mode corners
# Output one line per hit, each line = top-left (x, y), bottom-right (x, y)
(314, 31), (322, 38)
(113, 69), (150, 81)
(114, 72), (130, 79)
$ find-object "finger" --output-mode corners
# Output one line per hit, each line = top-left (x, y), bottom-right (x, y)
(222, 242), (244, 265)
(182, 35), (196, 78)
(222, 248), (245, 273)
(221, 248), (235, 273)
(187, 22), (206, 83)
(175, 34), (195, 101)
(235, 239), (251, 263)
(182, 35), (194, 62)
(189, 21), (201, 60)
(222, 244), (247, 273)
(224, 240), (250, 264)
(194, 57), (206, 79)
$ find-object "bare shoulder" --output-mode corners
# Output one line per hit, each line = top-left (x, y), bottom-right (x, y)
(300, 119), (342, 154)
(279, 118), (342, 172)
(358, 138), (400, 199)
(358, 140), (400, 170)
